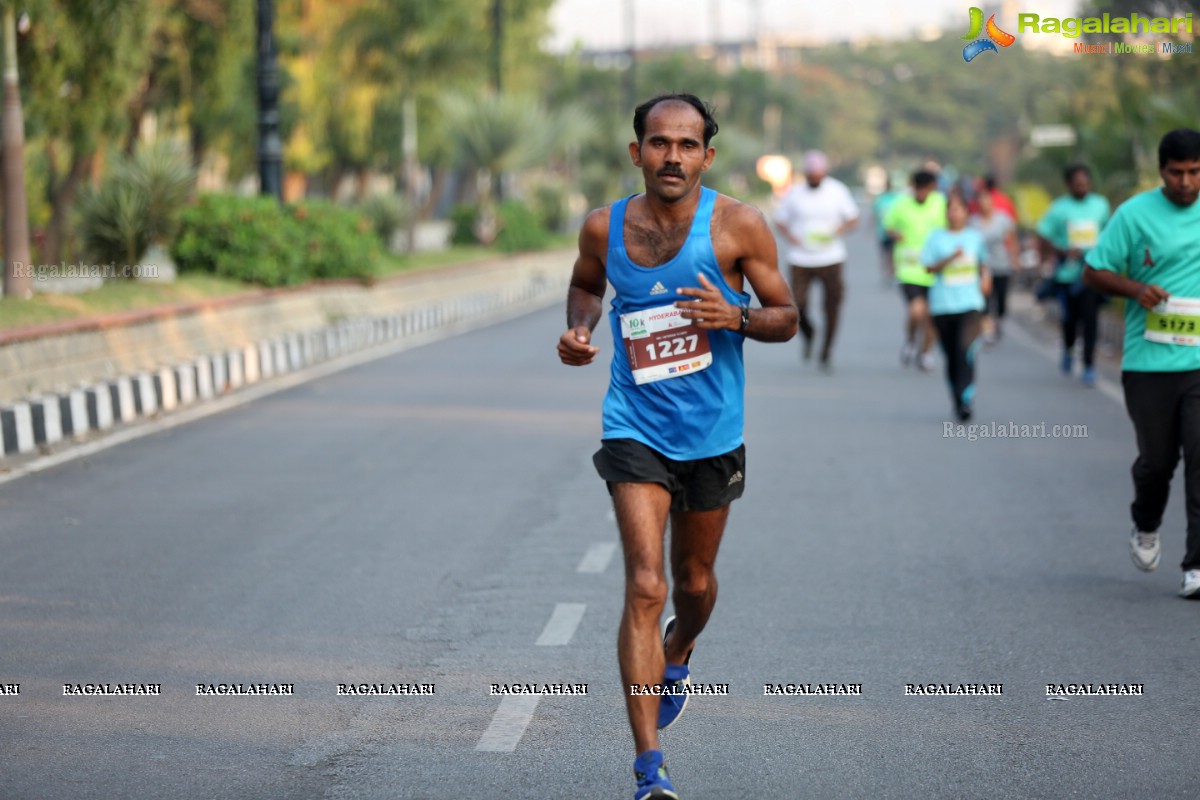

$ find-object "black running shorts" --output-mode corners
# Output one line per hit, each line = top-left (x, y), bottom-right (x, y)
(593, 438), (746, 512)
(900, 283), (929, 303)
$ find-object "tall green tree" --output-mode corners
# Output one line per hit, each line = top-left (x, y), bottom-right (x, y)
(19, 0), (151, 265)
(131, 0), (257, 178)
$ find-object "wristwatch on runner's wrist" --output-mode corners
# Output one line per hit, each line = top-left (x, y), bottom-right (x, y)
(738, 304), (750, 333)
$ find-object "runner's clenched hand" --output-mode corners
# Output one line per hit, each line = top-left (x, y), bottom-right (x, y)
(1136, 283), (1170, 311)
(558, 326), (600, 366)
(676, 273), (739, 330)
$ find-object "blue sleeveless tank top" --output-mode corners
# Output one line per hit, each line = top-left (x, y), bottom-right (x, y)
(601, 187), (750, 460)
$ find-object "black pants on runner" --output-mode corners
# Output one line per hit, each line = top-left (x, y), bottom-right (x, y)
(989, 274), (1011, 320)
(1056, 283), (1101, 367)
(933, 310), (982, 411)
(1122, 370), (1200, 571)
(790, 264), (844, 363)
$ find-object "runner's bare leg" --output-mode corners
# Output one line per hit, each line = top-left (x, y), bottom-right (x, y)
(613, 482), (673, 755)
(665, 505), (730, 664)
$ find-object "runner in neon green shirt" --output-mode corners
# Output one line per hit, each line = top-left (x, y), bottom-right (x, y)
(1036, 164), (1111, 385)
(1084, 128), (1200, 598)
(884, 170), (946, 371)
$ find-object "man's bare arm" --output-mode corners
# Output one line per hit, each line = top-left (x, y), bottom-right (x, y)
(680, 201), (797, 342)
(1083, 265), (1169, 310)
(558, 209), (609, 366)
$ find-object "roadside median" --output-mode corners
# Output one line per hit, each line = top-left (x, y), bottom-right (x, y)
(0, 249), (573, 462)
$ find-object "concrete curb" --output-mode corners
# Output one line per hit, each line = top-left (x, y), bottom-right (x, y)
(0, 263), (570, 460)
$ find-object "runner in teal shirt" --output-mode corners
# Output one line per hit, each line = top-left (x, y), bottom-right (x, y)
(1036, 164), (1111, 385)
(921, 192), (989, 420)
(872, 177), (902, 284)
(1084, 128), (1200, 597)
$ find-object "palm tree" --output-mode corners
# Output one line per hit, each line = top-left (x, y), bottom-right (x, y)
(335, 0), (485, 247)
(439, 91), (592, 242)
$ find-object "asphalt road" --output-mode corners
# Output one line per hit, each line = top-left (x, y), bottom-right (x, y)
(1, 228), (1196, 800)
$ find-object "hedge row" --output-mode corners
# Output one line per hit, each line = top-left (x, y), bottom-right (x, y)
(172, 195), (380, 287)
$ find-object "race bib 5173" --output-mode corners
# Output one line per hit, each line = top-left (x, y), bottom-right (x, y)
(1146, 296), (1200, 346)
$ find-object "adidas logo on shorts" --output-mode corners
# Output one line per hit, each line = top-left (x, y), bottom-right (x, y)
(727, 470), (744, 486)
(649, 281), (668, 296)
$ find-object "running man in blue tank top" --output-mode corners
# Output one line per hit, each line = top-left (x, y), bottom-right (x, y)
(557, 94), (798, 800)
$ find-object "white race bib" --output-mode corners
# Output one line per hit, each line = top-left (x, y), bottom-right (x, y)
(941, 252), (979, 287)
(620, 304), (713, 385)
(802, 226), (837, 250)
(1067, 219), (1099, 250)
(1145, 296), (1200, 346)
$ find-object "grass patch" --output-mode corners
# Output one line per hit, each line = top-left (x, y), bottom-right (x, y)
(0, 274), (250, 332)
(376, 245), (498, 277)
(0, 241), (576, 333)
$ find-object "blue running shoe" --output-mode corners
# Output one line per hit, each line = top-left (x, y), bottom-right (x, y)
(658, 616), (692, 730)
(634, 749), (679, 800)
(1060, 351), (1073, 375)
(1082, 366), (1096, 386)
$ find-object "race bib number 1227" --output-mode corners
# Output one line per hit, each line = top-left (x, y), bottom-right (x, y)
(620, 304), (713, 385)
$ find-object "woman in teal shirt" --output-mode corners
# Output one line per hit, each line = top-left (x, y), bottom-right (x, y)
(922, 192), (990, 421)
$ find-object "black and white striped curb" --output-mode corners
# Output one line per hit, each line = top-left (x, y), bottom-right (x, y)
(0, 275), (564, 459)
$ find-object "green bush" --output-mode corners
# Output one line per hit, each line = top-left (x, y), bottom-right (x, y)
(495, 199), (550, 253)
(172, 194), (306, 287)
(449, 203), (479, 246)
(534, 183), (569, 233)
(359, 193), (410, 249)
(77, 142), (194, 270)
(290, 200), (380, 281)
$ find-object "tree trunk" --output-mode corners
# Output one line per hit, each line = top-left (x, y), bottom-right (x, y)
(190, 123), (206, 172)
(356, 164), (369, 202)
(422, 166), (447, 221)
(42, 151), (94, 267)
(2, 6), (32, 299)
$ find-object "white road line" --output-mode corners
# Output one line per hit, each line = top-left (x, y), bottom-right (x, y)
(534, 602), (586, 646)
(576, 542), (617, 573)
(475, 694), (540, 753)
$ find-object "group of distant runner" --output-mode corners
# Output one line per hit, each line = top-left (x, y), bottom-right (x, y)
(557, 91), (1200, 799)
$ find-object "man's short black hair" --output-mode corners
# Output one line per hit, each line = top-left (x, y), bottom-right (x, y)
(1158, 128), (1200, 168)
(912, 170), (938, 189)
(1063, 163), (1091, 184)
(633, 93), (719, 147)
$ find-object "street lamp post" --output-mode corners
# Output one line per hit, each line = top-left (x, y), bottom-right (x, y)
(256, 0), (282, 201)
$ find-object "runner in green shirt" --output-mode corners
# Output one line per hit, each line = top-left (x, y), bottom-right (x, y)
(1036, 164), (1111, 385)
(1084, 128), (1200, 598)
(884, 170), (946, 371)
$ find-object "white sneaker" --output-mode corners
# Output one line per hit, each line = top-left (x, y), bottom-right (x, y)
(1180, 569), (1200, 598)
(918, 352), (937, 372)
(1130, 528), (1161, 572)
(900, 343), (916, 366)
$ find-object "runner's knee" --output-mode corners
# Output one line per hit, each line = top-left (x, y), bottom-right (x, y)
(625, 568), (669, 609)
(672, 566), (716, 600)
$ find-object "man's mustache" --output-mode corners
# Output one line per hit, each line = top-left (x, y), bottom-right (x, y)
(658, 167), (685, 178)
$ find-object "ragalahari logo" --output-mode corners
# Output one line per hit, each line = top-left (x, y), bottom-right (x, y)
(962, 6), (1016, 62)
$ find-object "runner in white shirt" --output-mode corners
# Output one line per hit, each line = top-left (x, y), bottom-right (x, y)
(773, 150), (860, 372)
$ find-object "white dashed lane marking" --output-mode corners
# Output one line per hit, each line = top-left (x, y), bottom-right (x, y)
(534, 603), (586, 646)
(477, 551), (602, 752)
(475, 695), (540, 752)
(576, 542), (618, 573)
